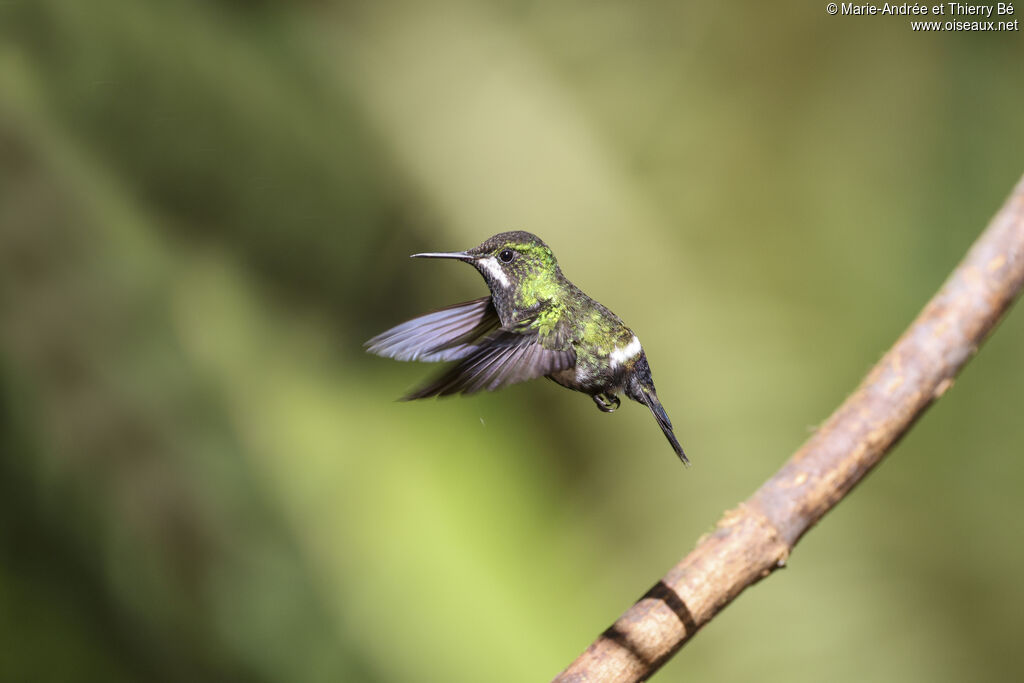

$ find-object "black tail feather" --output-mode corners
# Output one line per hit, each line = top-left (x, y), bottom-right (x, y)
(626, 355), (689, 465)
(640, 388), (689, 465)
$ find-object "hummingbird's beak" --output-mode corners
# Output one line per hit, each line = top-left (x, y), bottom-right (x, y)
(410, 251), (476, 260)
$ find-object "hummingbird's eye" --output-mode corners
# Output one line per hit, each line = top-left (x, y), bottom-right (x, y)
(498, 248), (516, 263)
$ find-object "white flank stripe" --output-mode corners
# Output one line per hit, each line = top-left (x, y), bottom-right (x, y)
(610, 335), (642, 368)
(478, 256), (510, 288)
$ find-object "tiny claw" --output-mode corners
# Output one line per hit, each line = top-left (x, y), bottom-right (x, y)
(592, 392), (620, 413)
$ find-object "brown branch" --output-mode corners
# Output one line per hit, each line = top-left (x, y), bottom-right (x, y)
(554, 175), (1024, 683)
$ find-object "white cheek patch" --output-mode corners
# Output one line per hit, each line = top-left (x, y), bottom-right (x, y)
(478, 256), (511, 288)
(609, 335), (642, 368)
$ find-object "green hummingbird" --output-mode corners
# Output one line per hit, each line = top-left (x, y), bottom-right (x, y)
(365, 231), (688, 464)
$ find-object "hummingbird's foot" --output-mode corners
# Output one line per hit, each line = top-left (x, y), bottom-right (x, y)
(592, 392), (620, 413)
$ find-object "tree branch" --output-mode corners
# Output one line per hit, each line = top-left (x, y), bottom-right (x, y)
(553, 175), (1024, 683)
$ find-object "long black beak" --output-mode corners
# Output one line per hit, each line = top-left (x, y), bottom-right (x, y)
(410, 251), (476, 260)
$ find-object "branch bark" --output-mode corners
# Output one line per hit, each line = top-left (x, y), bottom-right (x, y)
(554, 175), (1024, 683)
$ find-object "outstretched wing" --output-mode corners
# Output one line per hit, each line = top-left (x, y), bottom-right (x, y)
(365, 297), (500, 362)
(403, 328), (575, 399)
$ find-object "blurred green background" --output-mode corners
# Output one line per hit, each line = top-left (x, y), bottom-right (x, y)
(1, 1), (1023, 681)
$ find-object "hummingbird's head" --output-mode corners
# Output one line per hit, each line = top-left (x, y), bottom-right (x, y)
(465, 230), (561, 291)
(412, 231), (565, 321)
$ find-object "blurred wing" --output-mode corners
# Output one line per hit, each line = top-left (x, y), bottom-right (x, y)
(403, 330), (575, 399)
(365, 297), (500, 362)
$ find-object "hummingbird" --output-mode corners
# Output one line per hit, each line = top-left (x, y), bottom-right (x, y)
(365, 231), (688, 464)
